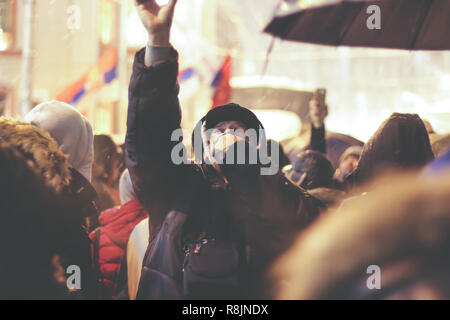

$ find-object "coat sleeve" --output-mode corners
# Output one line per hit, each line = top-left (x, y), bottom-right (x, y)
(125, 47), (187, 226)
(308, 124), (326, 154)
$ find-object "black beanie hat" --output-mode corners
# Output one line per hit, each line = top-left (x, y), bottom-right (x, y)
(204, 103), (262, 131)
(191, 103), (265, 163)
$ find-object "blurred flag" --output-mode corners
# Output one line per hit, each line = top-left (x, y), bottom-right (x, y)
(56, 48), (117, 105)
(211, 55), (232, 109)
(178, 67), (196, 83)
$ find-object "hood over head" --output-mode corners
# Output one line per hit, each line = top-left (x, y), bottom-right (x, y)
(24, 101), (94, 181)
(0, 117), (71, 193)
(353, 113), (434, 185)
(290, 150), (335, 190)
(191, 103), (266, 165)
(119, 169), (137, 205)
(203, 103), (262, 132)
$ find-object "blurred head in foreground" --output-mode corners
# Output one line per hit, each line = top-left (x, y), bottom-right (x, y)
(271, 171), (450, 300)
(0, 141), (75, 299)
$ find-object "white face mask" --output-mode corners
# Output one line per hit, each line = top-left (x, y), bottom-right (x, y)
(212, 132), (243, 152)
(209, 121), (248, 163)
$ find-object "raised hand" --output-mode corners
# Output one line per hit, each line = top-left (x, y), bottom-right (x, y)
(135, 0), (178, 46)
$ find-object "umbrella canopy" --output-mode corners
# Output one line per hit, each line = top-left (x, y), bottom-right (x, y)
(285, 131), (364, 168)
(264, 0), (450, 50)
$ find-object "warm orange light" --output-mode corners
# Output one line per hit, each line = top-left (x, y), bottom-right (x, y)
(0, 28), (11, 51)
(100, 0), (114, 45)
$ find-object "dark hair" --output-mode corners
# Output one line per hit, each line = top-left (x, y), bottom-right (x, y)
(93, 134), (118, 182)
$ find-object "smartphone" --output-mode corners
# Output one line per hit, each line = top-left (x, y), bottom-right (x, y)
(314, 88), (327, 109)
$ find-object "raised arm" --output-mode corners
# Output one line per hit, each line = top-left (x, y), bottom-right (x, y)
(125, 0), (185, 227)
(308, 97), (328, 154)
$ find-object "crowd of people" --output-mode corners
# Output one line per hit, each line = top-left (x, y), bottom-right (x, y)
(1, 0), (450, 300)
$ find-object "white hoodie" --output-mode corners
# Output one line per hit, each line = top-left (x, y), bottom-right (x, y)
(24, 101), (94, 182)
(120, 169), (149, 299)
(119, 169), (137, 205)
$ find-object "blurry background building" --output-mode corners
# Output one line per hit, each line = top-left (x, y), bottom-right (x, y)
(0, 0), (449, 143)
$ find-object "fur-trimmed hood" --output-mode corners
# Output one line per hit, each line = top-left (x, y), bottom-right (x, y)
(0, 117), (71, 193)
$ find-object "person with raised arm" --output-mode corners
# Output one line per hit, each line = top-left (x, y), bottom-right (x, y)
(125, 0), (322, 300)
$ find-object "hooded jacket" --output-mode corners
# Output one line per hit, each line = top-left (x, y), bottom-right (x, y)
(0, 117), (99, 228)
(125, 47), (321, 299)
(0, 117), (97, 298)
(89, 200), (147, 299)
(24, 100), (94, 182)
(349, 113), (434, 186)
(0, 117), (71, 192)
(0, 141), (74, 299)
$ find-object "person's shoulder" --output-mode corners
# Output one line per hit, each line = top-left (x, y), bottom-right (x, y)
(97, 206), (120, 225)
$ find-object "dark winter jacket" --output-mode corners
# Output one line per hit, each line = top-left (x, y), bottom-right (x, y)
(0, 141), (77, 299)
(125, 47), (321, 299)
(0, 117), (98, 298)
(90, 200), (147, 299)
(309, 125), (326, 154)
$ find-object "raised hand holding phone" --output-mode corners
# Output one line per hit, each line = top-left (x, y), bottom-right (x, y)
(309, 89), (328, 129)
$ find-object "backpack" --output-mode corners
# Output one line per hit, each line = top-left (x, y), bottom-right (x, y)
(136, 167), (249, 300)
(181, 202), (248, 300)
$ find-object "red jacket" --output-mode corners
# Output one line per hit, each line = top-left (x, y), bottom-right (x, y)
(89, 200), (147, 298)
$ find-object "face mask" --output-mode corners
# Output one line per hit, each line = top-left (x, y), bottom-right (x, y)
(211, 131), (247, 156)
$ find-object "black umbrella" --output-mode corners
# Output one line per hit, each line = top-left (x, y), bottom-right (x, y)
(264, 0), (450, 50)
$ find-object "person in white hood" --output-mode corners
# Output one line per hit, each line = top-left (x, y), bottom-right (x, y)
(24, 100), (94, 181)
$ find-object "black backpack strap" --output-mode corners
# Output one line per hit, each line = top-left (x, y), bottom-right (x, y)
(92, 227), (101, 274)
(92, 227), (106, 298)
